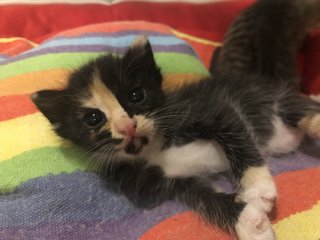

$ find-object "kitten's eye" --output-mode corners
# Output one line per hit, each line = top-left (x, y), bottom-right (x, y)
(83, 110), (106, 128)
(129, 87), (146, 104)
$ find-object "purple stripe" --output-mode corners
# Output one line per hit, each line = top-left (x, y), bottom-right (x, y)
(0, 54), (9, 60)
(268, 151), (320, 176)
(3, 202), (185, 240)
(214, 152), (320, 194)
(1, 44), (197, 65)
(0, 172), (185, 228)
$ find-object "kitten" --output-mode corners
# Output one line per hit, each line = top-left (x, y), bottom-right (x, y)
(32, 0), (320, 239)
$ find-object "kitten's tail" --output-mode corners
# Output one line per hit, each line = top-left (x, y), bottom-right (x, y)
(214, 0), (320, 78)
(298, 0), (320, 29)
(281, 0), (320, 39)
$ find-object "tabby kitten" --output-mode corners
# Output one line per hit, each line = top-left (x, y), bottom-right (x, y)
(32, 0), (320, 239)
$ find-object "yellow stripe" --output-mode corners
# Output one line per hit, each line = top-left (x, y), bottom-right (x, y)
(274, 202), (320, 240)
(0, 112), (62, 161)
(170, 28), (222, 47)
(0, 37), (38, 47)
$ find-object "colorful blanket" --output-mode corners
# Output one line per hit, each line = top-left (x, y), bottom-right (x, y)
(0, 0), (319, 92)
(0, 2), (320, 240)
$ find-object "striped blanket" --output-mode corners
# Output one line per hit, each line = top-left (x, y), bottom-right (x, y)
(0, 6), (320, 240)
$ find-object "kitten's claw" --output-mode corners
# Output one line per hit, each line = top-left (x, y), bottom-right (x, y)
(235, 204), (276, 240)
(298, 114), (320, 139)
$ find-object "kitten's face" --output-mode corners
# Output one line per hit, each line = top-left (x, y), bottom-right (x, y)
(32, 37), (164, 159)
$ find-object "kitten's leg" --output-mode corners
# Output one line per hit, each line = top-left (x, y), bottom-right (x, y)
(214, 124), (276, 214)
(278, 93), (320, 139)
(175, 177), (275, 240)
(104, 161), (275, 240)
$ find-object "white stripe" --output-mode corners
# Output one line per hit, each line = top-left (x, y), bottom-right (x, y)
(0, 0), (231, 5)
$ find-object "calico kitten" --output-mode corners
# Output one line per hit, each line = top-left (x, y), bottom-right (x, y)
(32, 0), (320, 239)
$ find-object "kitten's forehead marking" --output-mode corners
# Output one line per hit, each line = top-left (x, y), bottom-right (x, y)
(82, 70), (131, 139)
(82, 70), (123, 117)
(81, 69), (156, 142)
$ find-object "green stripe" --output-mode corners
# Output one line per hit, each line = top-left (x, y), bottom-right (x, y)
(157, 54), (209, 77)
(0, 146), (92, 191)
(0, 53), (209, 80)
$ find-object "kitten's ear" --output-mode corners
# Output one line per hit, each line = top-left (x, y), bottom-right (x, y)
(125, 35), (156, 66)
(31, 90), (67, 125)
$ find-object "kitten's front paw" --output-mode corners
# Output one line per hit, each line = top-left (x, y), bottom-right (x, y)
(238, 181), (276, 213)
(235, 204), (276, 240)
(238, 166), (277, 213)
(298, 114), (320, 139)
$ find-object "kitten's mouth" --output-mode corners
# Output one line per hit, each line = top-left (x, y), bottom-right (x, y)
(124, 137), (149, 155)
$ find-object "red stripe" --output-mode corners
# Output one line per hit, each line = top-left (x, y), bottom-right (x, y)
(0, 41), (21, 52)
(0, 40), (34, 56)
(0, 95), (38, 122)
(141, 211), (230, 240)
(187, 41), (216, 68)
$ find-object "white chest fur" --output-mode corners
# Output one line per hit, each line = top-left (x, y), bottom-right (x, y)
(144, 140), (229, 178)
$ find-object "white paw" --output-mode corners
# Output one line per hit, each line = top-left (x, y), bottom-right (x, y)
(235, 204), (276, 240)
(238, 179), (276, 213)
(299, 114), (320, 139)
(310, 95), (320, 103)
(238, 166), (277, 213)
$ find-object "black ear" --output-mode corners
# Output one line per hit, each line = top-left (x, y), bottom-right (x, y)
(31, 90), (67, 125)
(209, 46), (221, 74)
(124, 35), (157, 67)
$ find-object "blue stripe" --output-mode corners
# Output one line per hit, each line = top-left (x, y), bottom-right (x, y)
(37, 35), (187, 51)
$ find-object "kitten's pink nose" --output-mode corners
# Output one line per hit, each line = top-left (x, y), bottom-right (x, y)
(115, 118), (137, 137)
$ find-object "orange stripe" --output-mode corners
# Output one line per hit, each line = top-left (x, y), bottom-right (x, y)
(273, 168), (320, 223)
(57, 21), (171, 37)
(0, 95), (38, 122)
(162, 73), (206, 91)
(0, 69), (71, 97)
(141, 211), (231, 240)
(0, 69), (204, 97)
